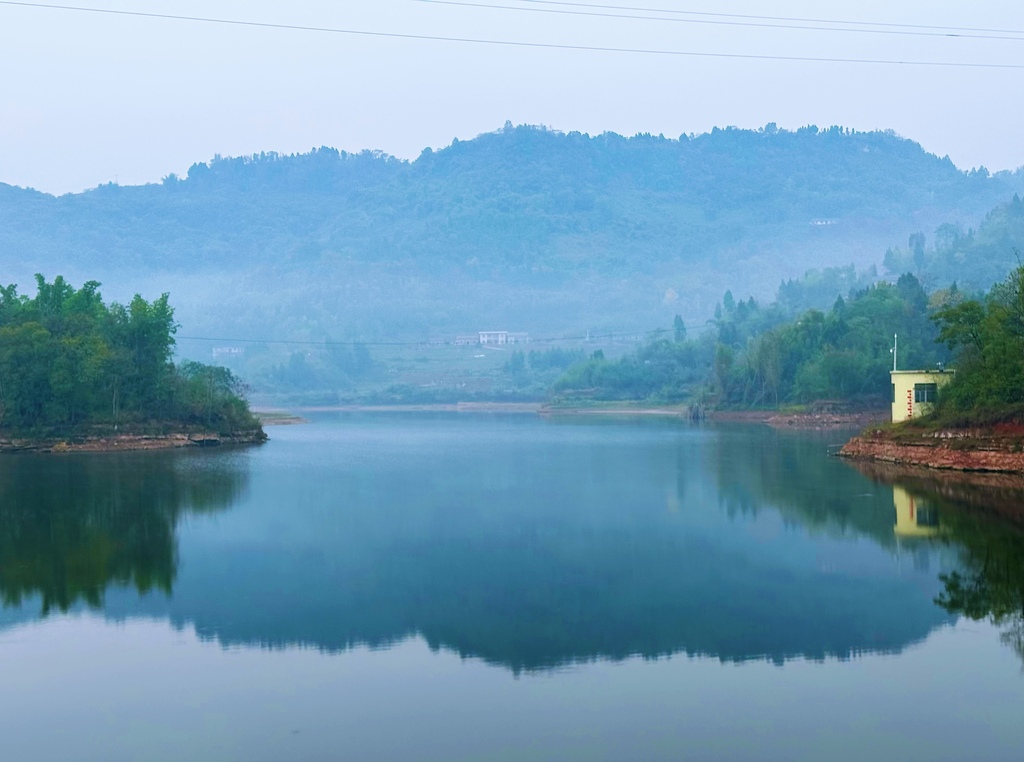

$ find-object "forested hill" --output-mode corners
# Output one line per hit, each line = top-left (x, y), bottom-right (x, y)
(2, 124), (1021, 342)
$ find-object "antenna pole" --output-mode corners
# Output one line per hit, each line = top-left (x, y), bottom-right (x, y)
(892, 333), (898, 372)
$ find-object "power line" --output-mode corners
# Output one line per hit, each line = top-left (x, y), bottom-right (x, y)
(415, 0), (1024, 42)
(512, 0), (1024, 37)
(1, 1), (1023, 69)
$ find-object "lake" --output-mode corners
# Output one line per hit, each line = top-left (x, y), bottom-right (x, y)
(2, 413), (1023, 761)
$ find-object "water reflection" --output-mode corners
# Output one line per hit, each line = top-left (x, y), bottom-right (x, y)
(893, 486), (942, 539)
(852, 461), (1024, 664)
(5, 418), (1015, 673)
(0, 451), (247, 615)
(714, 427), (901, 548)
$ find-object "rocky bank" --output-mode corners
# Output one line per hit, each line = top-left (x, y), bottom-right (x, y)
(840, 424), (1024, 474)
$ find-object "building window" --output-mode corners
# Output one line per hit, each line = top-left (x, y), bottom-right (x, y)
(891, 384), (896, 403)
(914, 383), (938, 403)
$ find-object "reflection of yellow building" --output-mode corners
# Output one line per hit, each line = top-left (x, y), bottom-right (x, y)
(891, 370), (954, 422)
(893, 486), (941, 538)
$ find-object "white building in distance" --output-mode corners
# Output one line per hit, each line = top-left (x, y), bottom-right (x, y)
(478, 331), (530, 345)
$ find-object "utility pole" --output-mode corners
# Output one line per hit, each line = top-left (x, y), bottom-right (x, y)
(890, 333), (898, 372)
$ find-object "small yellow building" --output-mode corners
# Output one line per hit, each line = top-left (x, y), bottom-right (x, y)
(890, 369), (954, 423)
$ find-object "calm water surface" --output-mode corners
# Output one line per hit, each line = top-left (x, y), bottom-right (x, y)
(1, 413), (1023, 761)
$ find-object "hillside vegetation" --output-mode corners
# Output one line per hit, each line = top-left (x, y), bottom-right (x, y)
(553, 194), (1024, 410)
(2, 124), (1021, 347)
(883, 194), (1024, 290)
(553, 272), (946, 408)
(926, 263), (1024, 426)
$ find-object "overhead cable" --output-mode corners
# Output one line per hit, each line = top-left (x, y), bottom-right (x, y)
(511, 0), (1024, 37)
(1, 2), (1022, 69)
(414, 0), (1024, 42)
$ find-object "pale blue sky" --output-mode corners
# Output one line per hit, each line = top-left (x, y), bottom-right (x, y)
(1, 0), (1022, 193)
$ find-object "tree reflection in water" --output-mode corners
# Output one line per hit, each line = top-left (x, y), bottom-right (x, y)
(5, 421), (1024, 672)
(851, 461), (1024, 664)
(0, 451), (247, 614)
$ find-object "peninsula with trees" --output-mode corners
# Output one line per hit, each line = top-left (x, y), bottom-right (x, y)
(0, 275), (266, 453)
(840, 262), (1024, 473)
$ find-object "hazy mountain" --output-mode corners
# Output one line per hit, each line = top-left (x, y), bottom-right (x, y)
(883, 193), (1024, 291)
(2, 123), (1021, 348)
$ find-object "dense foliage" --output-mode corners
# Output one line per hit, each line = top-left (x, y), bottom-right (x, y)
(715, 273), (946, 407)
(553, 339), (712, 403)
(264, 342), (376, 392)
(554, 273), (948, 408)
(930, 264), (1024, 420)
(0, 275), (261, 435)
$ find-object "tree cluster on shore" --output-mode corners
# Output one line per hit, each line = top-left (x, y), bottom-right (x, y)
(553, 254), (1024, 425)
(928, 263), (1024, 424)
(553, 272), (946, 408)
(0, 275), (262, 436)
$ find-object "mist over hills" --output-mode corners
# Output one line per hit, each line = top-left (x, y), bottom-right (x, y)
(2, 123), (1022, 347)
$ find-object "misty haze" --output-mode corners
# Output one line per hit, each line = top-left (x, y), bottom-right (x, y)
(3, 2), (1024, 760)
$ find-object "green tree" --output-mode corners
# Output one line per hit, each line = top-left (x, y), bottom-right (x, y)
(932, 263), (1024, 415)
(0, 275), (261, 436)
(673, 314), (687, 343)
(504, 350), (526, 376)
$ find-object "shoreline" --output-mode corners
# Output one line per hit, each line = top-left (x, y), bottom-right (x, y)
(0, 430), (267, 455)
(840, 429), (1024, 474)
(254, 410), (310, 426)
(543, 405), (692, 418)
(286, 401), (886, 429)
(293, 402), (544, 414)
(715, 409), (887, 429)
(5, 404), (892, 453)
